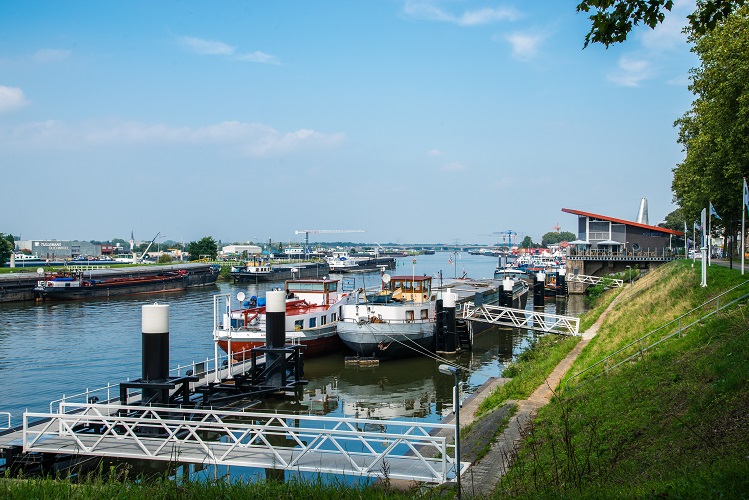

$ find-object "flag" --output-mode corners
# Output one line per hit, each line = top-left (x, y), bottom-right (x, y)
(744, 178), (749, 209)
(448, 256), (453, 265)
(709, 202), (721, 220)
(694, 221), (701, 231)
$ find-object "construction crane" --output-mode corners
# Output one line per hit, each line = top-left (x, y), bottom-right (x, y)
(552, 223), (561, 233)
(492, 230), (518, 248)
(294, 229), (366, 257)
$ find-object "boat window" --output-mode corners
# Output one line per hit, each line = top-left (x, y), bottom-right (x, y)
(326, 282), (338, 292)
(406, 310), (414, 322)
(423, 281), (431, 295)
(294, 320), (304, 331)
(420, 309), (428, 319)
(320, 316), (327, 326)
(332, 312), (337, 322)
(402, 281), (412, 292)
(413, 281), (422, 293)
(309, 317), (316, 328)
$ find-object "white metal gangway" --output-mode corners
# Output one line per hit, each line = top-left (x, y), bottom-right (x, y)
(461, 304), (580, 336)
(566, 274), (624, 287)
(22, 403), (465, 484)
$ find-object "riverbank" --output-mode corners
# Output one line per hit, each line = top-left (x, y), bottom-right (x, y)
(3, 259), (747, 497)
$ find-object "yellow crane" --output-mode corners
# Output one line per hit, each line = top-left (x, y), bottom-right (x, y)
(294, 229), (366, 257)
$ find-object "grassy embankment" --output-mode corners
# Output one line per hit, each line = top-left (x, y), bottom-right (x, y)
(3, 260), (748, 497)
(491, 259), (749, 498)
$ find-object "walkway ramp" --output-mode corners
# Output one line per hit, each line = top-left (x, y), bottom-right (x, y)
(566, 274), (624, 287)
(22, 403), (466, 484)
(461, 304), (580, 336)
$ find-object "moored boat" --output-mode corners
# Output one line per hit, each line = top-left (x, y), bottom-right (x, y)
(214, 277), (348, 359)
(229, 256), (276, 282)
(337, 275), (438, 359)
(34, 269), (191, 300)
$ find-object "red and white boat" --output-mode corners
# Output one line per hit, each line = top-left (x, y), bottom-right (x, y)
(213, 277), (348, 360)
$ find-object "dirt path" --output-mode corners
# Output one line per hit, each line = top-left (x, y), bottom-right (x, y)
(460, 292), (622, 498)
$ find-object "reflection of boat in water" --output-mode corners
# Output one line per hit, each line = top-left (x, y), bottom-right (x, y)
(214, 277), (348, 359)
(276, 354), (445, 420)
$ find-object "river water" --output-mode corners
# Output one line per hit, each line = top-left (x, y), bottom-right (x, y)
(0, 253), (586, 429)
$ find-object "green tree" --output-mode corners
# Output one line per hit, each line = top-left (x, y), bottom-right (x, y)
(672, 7), (749, 237)
(0, 233), (14, 266)
(186, 237), (218, 261)
(520, 236), (535, 249)
(157, 254), (173, 264)
(577, 0), (745, 47)
(541, 231), (577, 247)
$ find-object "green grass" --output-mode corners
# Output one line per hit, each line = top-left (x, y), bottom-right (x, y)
(492, 260), (749, 498)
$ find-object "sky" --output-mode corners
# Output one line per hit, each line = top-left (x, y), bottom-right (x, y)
(0, 1), (699, 247)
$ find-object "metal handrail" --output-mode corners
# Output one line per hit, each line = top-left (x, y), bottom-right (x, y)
(0, 412), (10, 430)
(25, 403), (460, 484)
(565, 281), (749, 390)
(461, 303), (580, 336)
(566, 275), (624, 287)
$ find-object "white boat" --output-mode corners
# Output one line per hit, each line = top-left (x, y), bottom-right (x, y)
(326, 251), (360, 272)
(337, 275), (437, 359)
(213, 277), (348, 359)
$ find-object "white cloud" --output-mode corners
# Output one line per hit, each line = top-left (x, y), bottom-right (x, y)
(607, 57), (651, 86)
(178, 35), (280, 64)
(639, 0), (694, 52)
(441, 161), (466, 172)
(506, 32), (545, 61)
(235, 51), (280, 65)
(33, 48), (71, 63)
(179, 36), (235, 55)
(403, 1), (519, 26)
(6, 119), (345, 157)
(428, 148), (445, 156)
(0, 86), (29, 112)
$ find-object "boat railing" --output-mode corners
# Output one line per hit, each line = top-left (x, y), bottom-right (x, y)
(0, 412), (10, 430)
(46, 355), (228, 415)
(64, 264), (113, 271)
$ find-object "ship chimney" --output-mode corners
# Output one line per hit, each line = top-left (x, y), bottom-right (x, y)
(636, 198), (649, 225)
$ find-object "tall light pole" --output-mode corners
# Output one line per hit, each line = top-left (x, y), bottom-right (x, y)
(626, 265), (631, 286)
(439, 364), (462, 499)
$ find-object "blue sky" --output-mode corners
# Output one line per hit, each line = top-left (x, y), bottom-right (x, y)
(0, 1), (698, 246)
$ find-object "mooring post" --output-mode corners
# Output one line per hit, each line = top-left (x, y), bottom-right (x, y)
(142, 303), (169, 405)
(266, 289), (286, 387)
(444, 291), (457, 353)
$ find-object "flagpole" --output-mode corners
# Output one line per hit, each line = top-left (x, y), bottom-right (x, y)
(743, 179), (746, 275)
(693, 224), (696, 264)
(708, 203), (712, 266)
(684, 221), (687, 258)
(701, 208), (707, 287)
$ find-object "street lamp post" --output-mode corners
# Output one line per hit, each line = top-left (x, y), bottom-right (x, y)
(438, 364), (462, 499)
(626, 265), (631, 286)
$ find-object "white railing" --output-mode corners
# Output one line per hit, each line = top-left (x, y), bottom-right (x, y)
(461, 304), (580, 336)
(566, 275), (624, 287)
(24, 404), (461, 484)
(47, 352), (244, 415)
(565, 281), (749, 390)
(1, 412), (10, 430)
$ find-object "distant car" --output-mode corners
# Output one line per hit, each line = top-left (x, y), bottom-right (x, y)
(688, 250), (702, 258)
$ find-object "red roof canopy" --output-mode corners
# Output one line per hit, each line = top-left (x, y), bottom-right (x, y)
(561, 208), (684, 237)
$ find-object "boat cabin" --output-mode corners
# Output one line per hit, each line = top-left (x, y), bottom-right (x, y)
(385, 275), (432, 303)
(285, 278), (341, 306)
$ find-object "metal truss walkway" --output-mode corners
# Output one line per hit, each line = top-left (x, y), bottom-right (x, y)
(566, 274), (624, 287)
(461, 304), (580, 336)
(22, 403), (465, 484)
